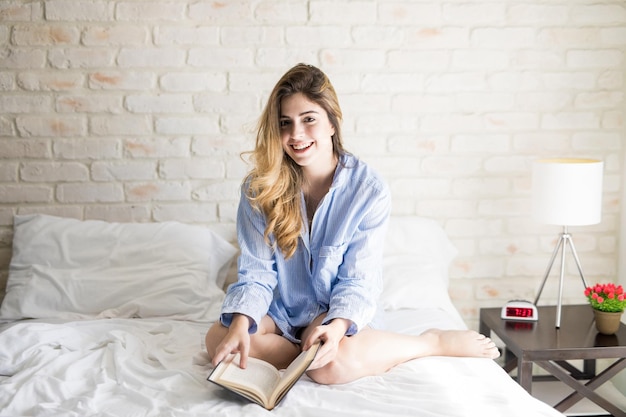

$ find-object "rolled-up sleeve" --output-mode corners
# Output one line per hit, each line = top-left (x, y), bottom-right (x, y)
(220, 188), (277, 334)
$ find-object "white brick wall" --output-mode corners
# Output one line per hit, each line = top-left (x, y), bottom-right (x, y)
(1, 0), (625, 331)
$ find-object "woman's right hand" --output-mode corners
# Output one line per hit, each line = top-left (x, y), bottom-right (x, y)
(211, 314), (252, 368)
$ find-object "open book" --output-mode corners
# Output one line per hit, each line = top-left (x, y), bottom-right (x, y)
(207, 342), (321, 410)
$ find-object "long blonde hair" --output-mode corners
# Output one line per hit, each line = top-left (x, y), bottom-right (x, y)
(243, 63), (346, 259)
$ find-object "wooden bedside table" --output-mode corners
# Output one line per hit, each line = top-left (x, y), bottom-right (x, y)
(479, 304), (626, 417)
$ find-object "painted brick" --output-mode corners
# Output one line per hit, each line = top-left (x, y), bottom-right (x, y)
(571, 4), (626, 25)
(159, 158), (225, 180)
(541, 112), (600, 130)
(155, 116), (220, 135)
(417, 199), (476, 218)
(0, 95), (52, 113)
(310, 1), (376, 24)
(16, 115), (87, 137)
(155, 26), (218, 46)
(255, 2), (308, 24)
(0, 73), (15, 91)
(362, 74), (425, 93)
(426, 72), (487, 92)
(57, 95), (122, 113)
(53, 138), (121, 160)
(1, 48), (46, 69)
(0, 184), (52, 203)
(90, 115), (152, 136)
(17, 71), (84, 91)
(194, 92), (256, 114)
(388, 50), (449, 71)
(0, 1), (42, 21)
(118, 48), (186, 68)
(16, 206), (82, 220)
(45, 0), (115, 21)
(0, 139), (50, 158)
(221, 27), (283, 47)
(187, 1), (255, 24)
(126, 94), (193, 114)
(116, 2), (186, 21)
(57, 183), (124, 203)
(443, 3), (506, 24)
(508, 4), (568, 25)
(12, 25), (80, 45)
(404, 27), (469, 49)
(567, 50), (624, 69)
(451, 135), (510, 153)
(85, 205), (151, 222)
(89, 71), (156, 90)
(191, 180), (240, 201)
(48, 48), (116, 69)
(21, 162), (89, 182)
(378, 3), (441, 25)
(321, 49), (386, 70)
(152, 203), (218, 223)
(387, 135), (449, 154)
(83, 26), (148, 46)
(188, 47), (254, 68)
(125, 181), (190, 202)
(124, 137), (190, 158)
(452, 178), (511, 197)
(0, 117), (14, 136)
(160, 72), (227, 92)
(0, 163), (18, 182)
(472, 28), (535, 48)
(92, 161), (158, 181)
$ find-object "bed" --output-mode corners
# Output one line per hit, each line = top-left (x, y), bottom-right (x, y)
(0, 214), (565, 417)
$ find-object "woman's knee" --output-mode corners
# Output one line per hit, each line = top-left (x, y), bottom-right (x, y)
(306, 359), (347, 385)
(205, 321), (228, 357)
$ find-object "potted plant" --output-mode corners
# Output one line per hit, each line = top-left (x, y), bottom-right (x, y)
(584, 283), (626, 335)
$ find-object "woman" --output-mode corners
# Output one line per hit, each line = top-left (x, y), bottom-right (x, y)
(206, 63), (499, 385)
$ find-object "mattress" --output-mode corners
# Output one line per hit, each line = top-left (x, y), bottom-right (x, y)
(0, 308), (565, 417)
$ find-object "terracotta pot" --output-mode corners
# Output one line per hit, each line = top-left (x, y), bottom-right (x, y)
(592, 309), (623, 335)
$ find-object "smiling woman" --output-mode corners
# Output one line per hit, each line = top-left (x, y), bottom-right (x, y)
(204, 63), (500, 387)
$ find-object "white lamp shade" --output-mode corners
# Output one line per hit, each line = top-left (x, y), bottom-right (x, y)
(532, 158), (603, 226)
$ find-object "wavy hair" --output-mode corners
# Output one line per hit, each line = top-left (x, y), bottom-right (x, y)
(243, 63), (346, 259)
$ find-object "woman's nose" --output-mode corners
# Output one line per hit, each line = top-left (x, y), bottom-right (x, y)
(290, 121), (304, 138)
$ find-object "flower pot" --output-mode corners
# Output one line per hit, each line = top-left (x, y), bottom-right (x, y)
(592, 309), (623, 335)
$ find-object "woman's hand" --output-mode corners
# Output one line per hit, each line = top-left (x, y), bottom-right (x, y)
(302, 318), (351, 370)
(211, 314), (252, 369)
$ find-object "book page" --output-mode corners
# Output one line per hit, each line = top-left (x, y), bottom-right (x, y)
(216, 354), (281, 404)
(270, 342), (321, 406)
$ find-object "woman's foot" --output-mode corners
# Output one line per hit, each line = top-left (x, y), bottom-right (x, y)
(422, 329), (500, 359)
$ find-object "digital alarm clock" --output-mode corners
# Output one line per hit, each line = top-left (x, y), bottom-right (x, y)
(500, 300), (538, 322)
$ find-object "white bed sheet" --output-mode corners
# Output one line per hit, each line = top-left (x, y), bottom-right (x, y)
(0, 308), (565, 417)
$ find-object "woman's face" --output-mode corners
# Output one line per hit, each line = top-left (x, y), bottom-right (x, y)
(279, 93), (336, 171)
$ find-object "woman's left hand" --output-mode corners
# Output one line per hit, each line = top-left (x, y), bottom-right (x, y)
(302, 318), (351, 370)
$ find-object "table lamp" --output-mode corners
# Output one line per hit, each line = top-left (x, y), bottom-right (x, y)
(531, 158), (604, 328)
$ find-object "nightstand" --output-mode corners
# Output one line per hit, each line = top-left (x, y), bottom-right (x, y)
(479, 304), (626, 417)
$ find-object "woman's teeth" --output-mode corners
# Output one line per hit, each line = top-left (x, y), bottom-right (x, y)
(292, 142), (313, 150)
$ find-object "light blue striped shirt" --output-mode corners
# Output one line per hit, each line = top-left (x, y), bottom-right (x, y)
(220, 153), (391, 343)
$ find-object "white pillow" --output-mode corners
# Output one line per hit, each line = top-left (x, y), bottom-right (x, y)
(380, 217), (459, 314)
(0, 214), (237, 321)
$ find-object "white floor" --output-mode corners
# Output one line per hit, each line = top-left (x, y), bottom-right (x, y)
(532, 380), (626, 416)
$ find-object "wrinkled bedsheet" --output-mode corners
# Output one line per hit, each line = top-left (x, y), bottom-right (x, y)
(0, 310), (565, 417)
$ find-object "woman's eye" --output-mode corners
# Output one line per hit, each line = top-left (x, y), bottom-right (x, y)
(304, 117), (315, 123)
(279, 120), (290, 128)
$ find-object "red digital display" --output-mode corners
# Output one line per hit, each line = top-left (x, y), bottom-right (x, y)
(506, 307), (534, 318)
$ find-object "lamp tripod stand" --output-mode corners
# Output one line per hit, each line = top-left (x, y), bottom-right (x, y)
(533, 226), (589, 328)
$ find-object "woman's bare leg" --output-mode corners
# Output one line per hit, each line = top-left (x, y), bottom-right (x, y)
(305, 326), (500, 385)
(205, 315), (301, 370)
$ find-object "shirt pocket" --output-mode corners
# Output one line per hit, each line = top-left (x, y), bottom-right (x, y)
(317, 243), (347, 286)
